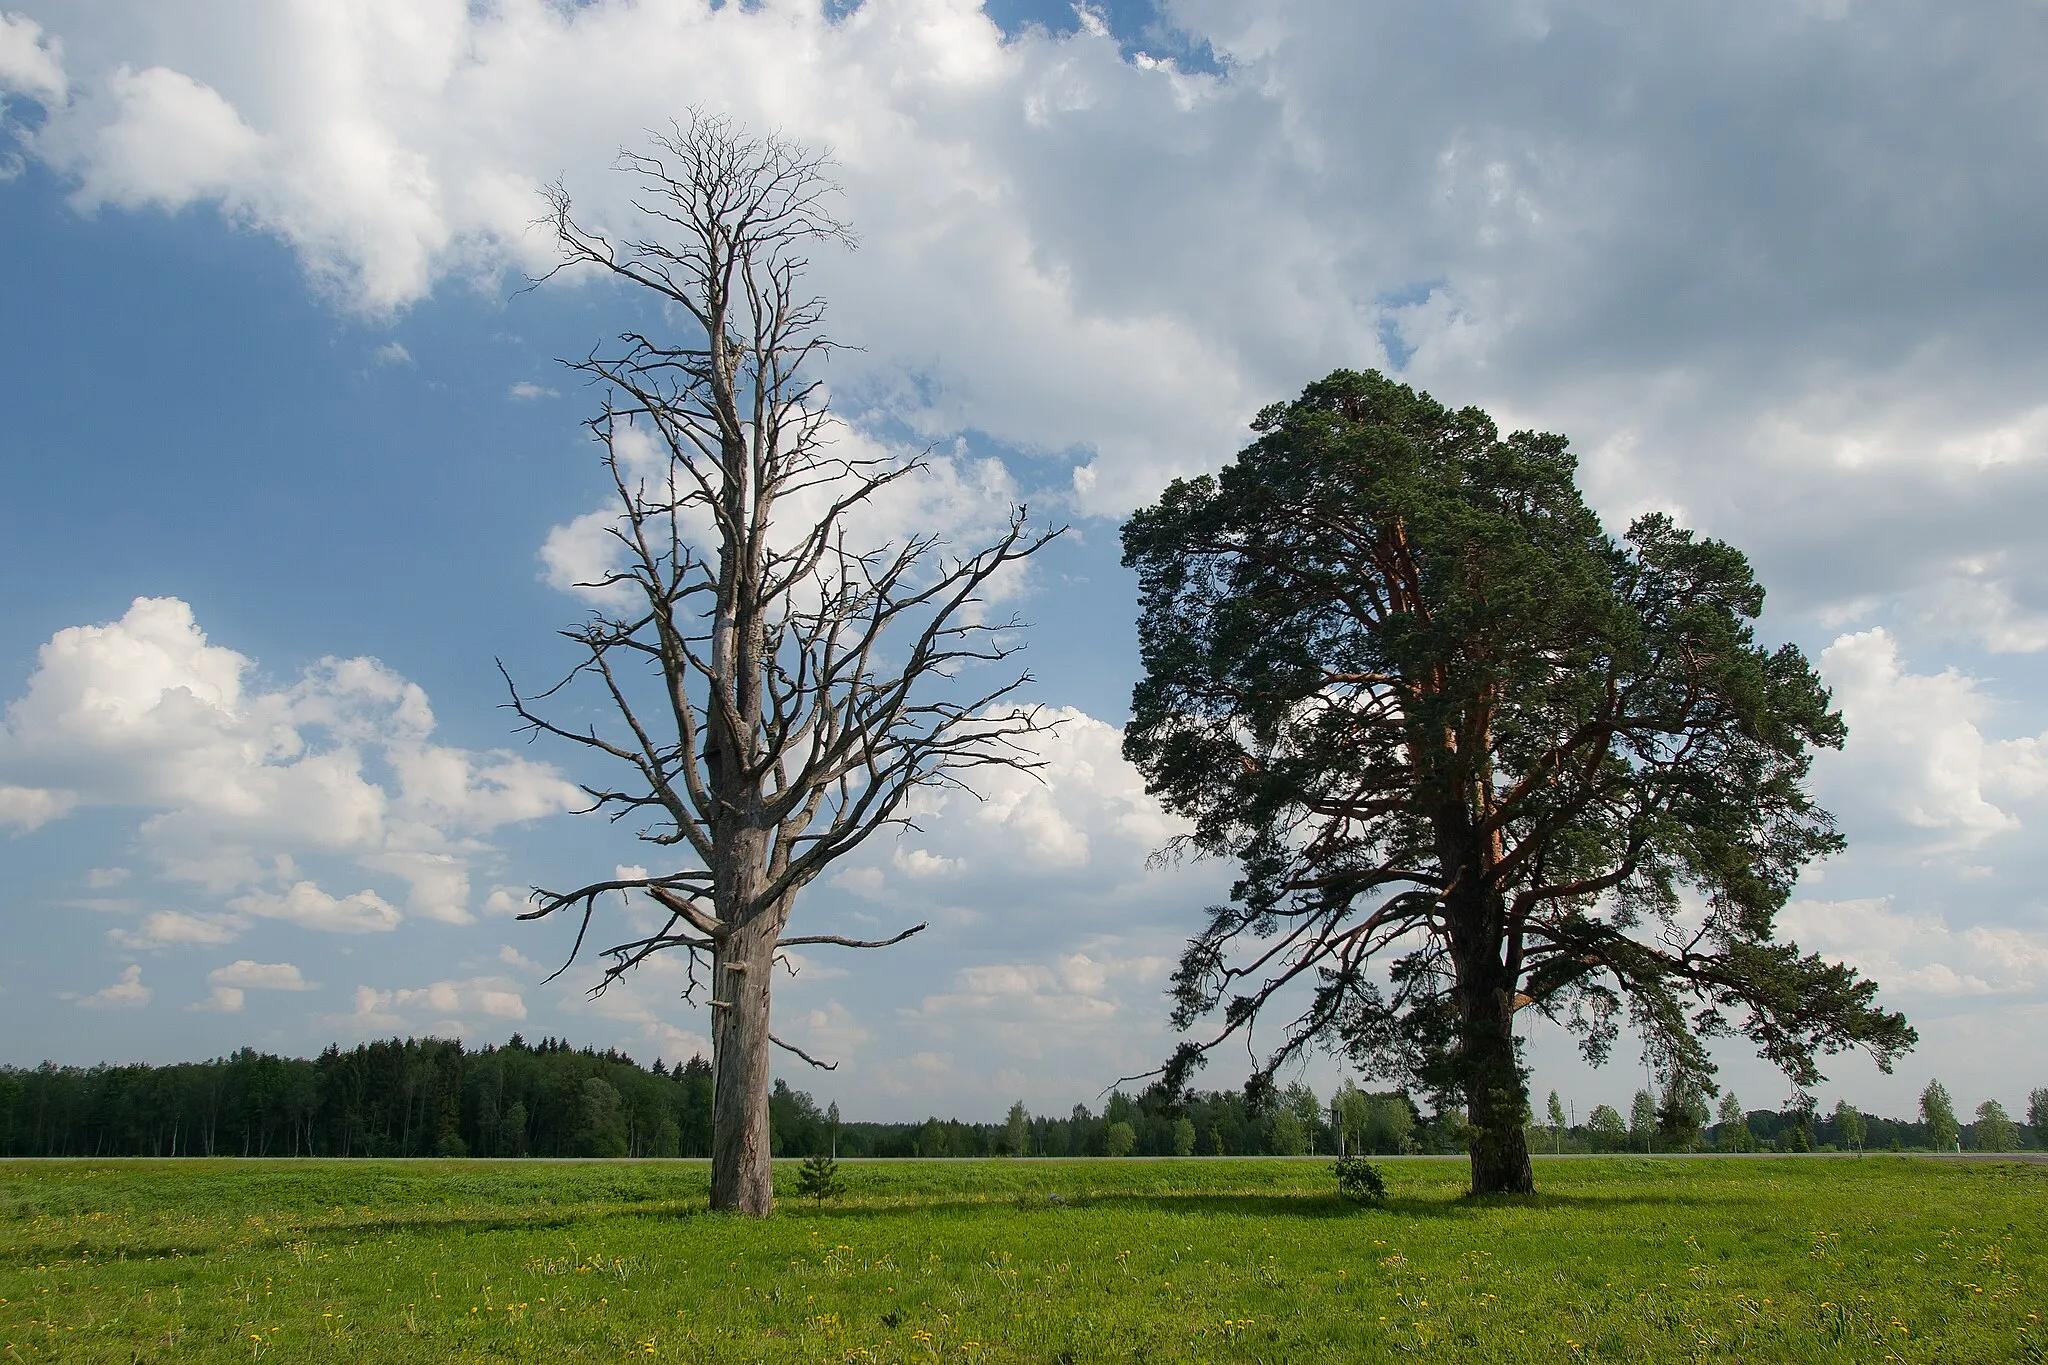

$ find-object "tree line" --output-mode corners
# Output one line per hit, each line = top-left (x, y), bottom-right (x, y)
(0, 1036), (1418, 1160)
(6, 1036), (2035, 1160)
(1534, 1080), (2045, 1155)
(0, 1037), (710, 1160)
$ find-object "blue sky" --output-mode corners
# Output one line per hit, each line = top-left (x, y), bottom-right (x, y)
(2, 0), (2046, 1124)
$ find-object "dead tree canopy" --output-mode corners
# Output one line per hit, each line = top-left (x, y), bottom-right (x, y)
(504, 113), (1061, 1216)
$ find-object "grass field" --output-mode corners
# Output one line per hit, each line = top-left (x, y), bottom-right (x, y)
(2, 1155), (2041, 1362)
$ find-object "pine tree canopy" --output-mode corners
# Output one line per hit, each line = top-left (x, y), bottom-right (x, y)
(1121, 368), (1916, 1193)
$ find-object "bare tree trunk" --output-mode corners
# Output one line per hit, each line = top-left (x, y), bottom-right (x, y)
(709, 911), (780, 1214)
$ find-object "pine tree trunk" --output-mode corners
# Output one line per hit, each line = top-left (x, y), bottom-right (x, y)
(1461, 977), (1535, 1196)
(709, 913), (779, 1215)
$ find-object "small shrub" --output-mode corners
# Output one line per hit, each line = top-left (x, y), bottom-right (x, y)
(795, 1151), (847, 1208)
(1333, 1154), (1387, 1204)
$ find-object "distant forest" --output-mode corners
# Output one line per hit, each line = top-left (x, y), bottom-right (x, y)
(0, 1035), (2030, 1159)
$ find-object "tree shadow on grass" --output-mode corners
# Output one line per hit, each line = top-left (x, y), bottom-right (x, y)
(781, 1186), (1724, 1224)
(4, 1202), (712, 1258)
(10, 1185), (1749, 1258)
(308, 1201), (712, 1241)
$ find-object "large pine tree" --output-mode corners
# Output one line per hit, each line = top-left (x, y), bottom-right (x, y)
(1122, 369), (1913, 1195)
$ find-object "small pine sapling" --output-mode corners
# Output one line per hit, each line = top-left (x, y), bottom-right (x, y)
(795, 1151), (847, 1209)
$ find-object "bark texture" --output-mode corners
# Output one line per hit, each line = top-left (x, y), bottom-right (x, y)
(1458, 975), (1535, 1196)
(1445, 830), (1537, 1197)
(709, 912), (780, 1215)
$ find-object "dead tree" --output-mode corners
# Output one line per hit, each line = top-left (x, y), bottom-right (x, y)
(506, 114), (1059, 1215)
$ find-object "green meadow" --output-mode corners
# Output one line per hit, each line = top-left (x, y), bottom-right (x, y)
(2, 1155), (2041, 1362)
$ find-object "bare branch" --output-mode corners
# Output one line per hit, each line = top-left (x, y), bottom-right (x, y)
(778, 923), (927, 950)
(769, 1034), (839, 1071)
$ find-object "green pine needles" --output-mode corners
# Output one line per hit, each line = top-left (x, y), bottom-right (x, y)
(795, 1150), (848, 1209)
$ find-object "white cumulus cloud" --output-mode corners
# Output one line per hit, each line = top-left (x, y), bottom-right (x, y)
(208, 959), (315, 991)
(106, 910), (247, 951)
(228, 882), (402, 934)
(1781, 897), (2048, 999)
(68, 64), (264, 211)
(348, 974), (528, 1033)
(70, 963), (150, 1009)
(1817, 628), (2048, 848)
(0, 12), (66, 105)
(0, 596), (582, 942)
